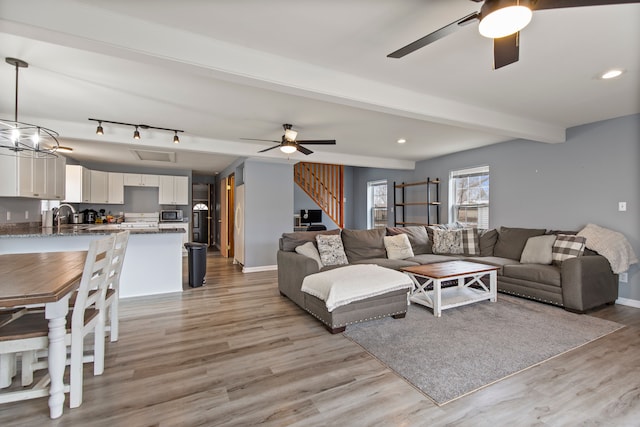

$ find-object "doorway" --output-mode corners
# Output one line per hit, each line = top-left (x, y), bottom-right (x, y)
(192, 183), (213, 245)
(218, 174), (235, 258)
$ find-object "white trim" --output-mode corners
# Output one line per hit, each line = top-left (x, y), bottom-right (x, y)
(242, 264), (277, 273)
(615, 297), (640, 309)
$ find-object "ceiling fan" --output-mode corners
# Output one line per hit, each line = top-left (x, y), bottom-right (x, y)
(241, 124), (336, 155)
(387, 0), (639, 69)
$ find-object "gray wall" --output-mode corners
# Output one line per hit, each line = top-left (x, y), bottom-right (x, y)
(244, 159), (293, 268)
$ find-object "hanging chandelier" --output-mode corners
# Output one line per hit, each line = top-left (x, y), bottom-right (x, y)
(0, 57), (60, 158)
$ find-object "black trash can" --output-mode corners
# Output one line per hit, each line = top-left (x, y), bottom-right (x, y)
(184, 242), (207, 287)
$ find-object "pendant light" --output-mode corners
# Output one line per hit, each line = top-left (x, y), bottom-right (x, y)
(0, 57), (60, 158)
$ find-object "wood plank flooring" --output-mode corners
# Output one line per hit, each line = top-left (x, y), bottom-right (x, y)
(1, 251), (639, 426)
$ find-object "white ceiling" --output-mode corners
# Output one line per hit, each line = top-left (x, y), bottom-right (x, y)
(1, 0), (638, 175)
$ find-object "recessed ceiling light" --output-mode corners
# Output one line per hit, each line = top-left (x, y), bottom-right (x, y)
(600, 69), (624, 80)
(397, 138), (406, 144)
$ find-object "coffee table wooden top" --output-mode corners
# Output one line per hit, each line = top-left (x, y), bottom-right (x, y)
(402, 260), (499, 279)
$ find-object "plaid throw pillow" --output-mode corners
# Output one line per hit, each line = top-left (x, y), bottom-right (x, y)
(461, 228), (480, 256)
(552, 234), (586, 265)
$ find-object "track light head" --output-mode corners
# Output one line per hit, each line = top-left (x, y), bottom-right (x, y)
(133, 126), (140, 140)
(173, 131), (180, 144)
(96, 121), (104, 135)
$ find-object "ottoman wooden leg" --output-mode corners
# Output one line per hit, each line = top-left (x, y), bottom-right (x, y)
(392, 312), (406, 319)
(326, 325), (346, 334)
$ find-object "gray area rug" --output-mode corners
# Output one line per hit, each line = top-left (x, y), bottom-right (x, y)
(343, 295), (623, 405)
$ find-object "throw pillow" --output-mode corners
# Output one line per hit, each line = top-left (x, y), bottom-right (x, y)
(493, 226), (547, 260)
(295, 241), (323, 269)
(520, 235), (557, 264)
(460, 228), (480, 256)
(316, 234), (348, 266)
(478, 228), (498, 256)
(386, 226), (432, 254)
(383, 233), (414, 260)
(432, 229), (463, 255)
(552, 234), (586, 265)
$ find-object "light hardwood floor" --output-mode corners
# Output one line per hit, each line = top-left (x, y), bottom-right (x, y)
(1, 251), (638, 426)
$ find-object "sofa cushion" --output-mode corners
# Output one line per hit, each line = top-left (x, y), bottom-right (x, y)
(383, 234), (414, 260)
(281, 228), (341, 252)
(520, 235), (557, 265)
(493, 227), (546, 260)
(503, 264), (561, 287)
(341, 228), (386, 262)
(405, 254), (461, 264)
(386, 226), (432, 254)
(316, 234), (348, 266)
(552, 234), (586, 265)
(295, 242), (323, 269)
(465, 256), (520, 275)
(350, 258), (420, 270)
(478, 229), (498, 256)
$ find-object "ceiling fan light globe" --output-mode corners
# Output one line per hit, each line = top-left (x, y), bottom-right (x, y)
(280, 144), (297, 154)
(479, 1), (532, 39)
(284, 128), (298, 141)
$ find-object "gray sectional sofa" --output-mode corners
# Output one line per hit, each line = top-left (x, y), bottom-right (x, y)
(277, 226), (619, 326)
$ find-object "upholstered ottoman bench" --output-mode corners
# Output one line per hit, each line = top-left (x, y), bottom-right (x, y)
(301, 264), (412, 333)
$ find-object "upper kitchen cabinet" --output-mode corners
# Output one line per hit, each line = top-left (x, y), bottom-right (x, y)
(158, 175), (188, 205)
(123, 173), (159, 187)
(0, 153), (66, 199)
(108, 172), (124, 204)
(65, 165), (91, 203)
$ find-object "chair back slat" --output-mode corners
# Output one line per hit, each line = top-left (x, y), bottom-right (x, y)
(108, 231), (130, 293)
(72, 235), (115, 328)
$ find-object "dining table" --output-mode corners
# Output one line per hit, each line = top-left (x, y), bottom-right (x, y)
(0, 250), (86, 419)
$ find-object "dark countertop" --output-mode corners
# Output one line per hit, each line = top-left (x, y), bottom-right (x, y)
(0, 224), (186, 238)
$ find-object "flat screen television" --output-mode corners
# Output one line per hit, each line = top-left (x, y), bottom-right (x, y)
(300, 209), (322, 224)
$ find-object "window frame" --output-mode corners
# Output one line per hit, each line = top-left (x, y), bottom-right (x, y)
(367, 179), (388, 229)
(449, 165), (490, 229)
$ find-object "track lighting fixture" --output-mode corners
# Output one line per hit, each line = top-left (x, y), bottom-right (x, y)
(88, 118), (184, 143)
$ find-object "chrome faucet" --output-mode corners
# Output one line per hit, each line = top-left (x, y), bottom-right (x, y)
(54, 203), (76, 227)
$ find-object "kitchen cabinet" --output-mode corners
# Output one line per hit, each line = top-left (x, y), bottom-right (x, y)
(158, 175), (188, 205)
(0, 153), (65, 199)
(90, 170), (109, 203)
(123, 173), (159, 187)
(65, 165), (91, 203)
(45, 156), (66, 200)
(108, 172), (124, 204)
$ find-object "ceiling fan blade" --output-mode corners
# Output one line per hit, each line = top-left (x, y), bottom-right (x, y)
(297, 145), (313, 155)
(532, 0), (640, 11)
(387, 12), (479, 58)
(258, 145), (280, 153)
(296, 139), (336, 145)
(493, 32), (520, 70)
(241, 138), (280, 143)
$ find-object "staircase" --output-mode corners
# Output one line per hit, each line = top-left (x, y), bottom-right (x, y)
(294, 162), (344, 228)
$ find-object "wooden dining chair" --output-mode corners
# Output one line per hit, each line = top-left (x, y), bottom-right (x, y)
(0, 235), (115, 408)
(103, 231), (129, 343)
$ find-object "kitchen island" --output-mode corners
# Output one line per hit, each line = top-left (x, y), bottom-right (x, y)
(0, 225), (186, 298)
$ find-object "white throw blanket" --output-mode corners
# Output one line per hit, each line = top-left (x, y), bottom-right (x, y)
(301, 264), (413, 312)
(577, 224), (638, 274)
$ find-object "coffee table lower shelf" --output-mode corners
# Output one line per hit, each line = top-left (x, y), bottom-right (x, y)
(409, 286), (493, 312)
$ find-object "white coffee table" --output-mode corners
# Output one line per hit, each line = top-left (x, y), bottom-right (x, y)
(402, 260), (499, 317)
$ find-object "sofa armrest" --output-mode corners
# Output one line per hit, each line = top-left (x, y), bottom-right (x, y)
(277, 250), (321, 308)
(561, 255), (618, 312)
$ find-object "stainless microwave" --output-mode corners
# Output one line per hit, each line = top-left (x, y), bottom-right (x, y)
(160, 210), (183, 222)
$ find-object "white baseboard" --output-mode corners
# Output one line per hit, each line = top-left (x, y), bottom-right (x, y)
(242, 264), (277, 273)
(615, 297), (640, 309)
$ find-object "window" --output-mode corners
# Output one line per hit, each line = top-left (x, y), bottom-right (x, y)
(193, 203), (208, 210)
(449, 166), (489, 229)
(367, 180), (387, 229)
